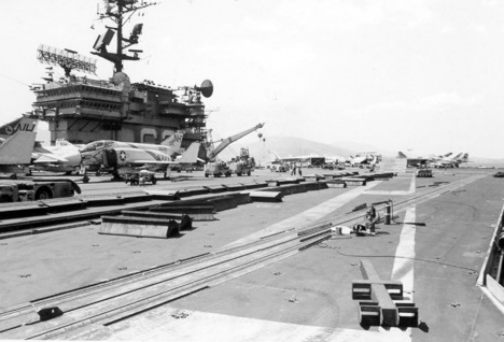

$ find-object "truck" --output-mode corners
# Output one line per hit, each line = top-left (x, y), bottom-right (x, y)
(231, 148), (255, 176)
(203, 125), (263, 178)
(416, 169), (433, 178)
(204, 161), (232, 177)
(0, 179), (81, 202)
(235, 160), (253, 176)
(270, 162), (290, 173)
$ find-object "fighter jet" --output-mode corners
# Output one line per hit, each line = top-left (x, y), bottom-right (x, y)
(398, 151), (469, 168)
(432, 152), (469, 168)
(80, 133), (199, 177)
(348, 153), (381, 168)
(0, 117), (83, 174)
(30, 140), (83, 174)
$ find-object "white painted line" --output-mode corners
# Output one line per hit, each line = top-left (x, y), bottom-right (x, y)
(106, 306), (404, 342)
(391, 207), (416, 300)
(224, 181), (382, 248)
(375, 206), (416, 341)
(408, 173), (416, 194)
(365, 173), (415, 196)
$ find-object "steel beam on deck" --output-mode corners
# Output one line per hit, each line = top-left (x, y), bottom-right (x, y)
(352, 259), (419, 327)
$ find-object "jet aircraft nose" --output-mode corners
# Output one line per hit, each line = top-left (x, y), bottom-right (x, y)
(66, 152), (82, 166)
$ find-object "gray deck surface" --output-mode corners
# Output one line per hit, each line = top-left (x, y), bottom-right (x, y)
(1, 168), (503, 341)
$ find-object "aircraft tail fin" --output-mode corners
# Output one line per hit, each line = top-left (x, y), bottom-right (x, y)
(0, 117), (38, 165)
(0, 117), (23, 138)
(161, 132), (184, 149)
(452, 152), (463, 160)
(178, 142), (201, 164)
(397, 151), (407, 159)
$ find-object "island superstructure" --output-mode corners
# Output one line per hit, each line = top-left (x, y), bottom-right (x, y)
(31, 0), (213, 154)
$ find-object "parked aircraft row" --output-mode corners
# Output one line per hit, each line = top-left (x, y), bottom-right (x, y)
(268, 151), (381, 169)
(0, 117), (199, 178)
(0, 117), (265, 179)
(0, 117), (470, 177)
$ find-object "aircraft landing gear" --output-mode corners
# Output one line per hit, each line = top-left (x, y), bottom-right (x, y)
(111, 170), (122, 182)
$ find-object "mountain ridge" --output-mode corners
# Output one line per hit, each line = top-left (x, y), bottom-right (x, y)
(218, 136), (366, 164)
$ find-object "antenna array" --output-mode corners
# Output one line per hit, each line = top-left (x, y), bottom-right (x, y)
(37, 45), (97, 75)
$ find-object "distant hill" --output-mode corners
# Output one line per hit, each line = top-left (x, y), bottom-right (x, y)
(217, 136), (359, 165)
(330, 140), (382, 155)
(466, 158), (504, 168)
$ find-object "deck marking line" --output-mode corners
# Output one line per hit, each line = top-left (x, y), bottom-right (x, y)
(375, 206), (416, 341)
(365, 173), (415, 196)
(105, 306), (411, 342)
(392, 207), (416, 300)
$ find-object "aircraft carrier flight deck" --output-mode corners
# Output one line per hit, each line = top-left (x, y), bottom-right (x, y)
(1, 167), (503, 341)
(1, 1), (504, 341)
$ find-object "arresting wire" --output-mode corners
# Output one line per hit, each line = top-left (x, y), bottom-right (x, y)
(317, 242), (479, 273)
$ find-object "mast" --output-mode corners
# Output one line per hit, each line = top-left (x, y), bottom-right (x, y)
(91, 0), (156, 73)
(116, 0), (124, 72)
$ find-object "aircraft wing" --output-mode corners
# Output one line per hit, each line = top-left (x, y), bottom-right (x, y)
(128, 160), (175, 165)
(352, 156), (368, 163)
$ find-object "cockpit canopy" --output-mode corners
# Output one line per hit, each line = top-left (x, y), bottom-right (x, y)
(80, 140), (116, 153)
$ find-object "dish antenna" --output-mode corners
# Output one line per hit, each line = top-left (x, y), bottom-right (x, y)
(196, 79), (213, 98)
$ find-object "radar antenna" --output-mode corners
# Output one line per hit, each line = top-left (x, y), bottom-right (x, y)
(37, 45), (97, 77)
(91, 0), (157, 73)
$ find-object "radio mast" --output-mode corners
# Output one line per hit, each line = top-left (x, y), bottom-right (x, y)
(91, 0), (157, 73)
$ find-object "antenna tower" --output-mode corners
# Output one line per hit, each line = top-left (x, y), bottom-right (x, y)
(91, 0), (157, 73)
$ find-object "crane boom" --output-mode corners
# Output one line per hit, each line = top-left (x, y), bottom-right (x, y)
(207, 122), (265, 161)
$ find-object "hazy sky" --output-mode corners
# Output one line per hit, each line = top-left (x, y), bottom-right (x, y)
(0, 0), (503, 157)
